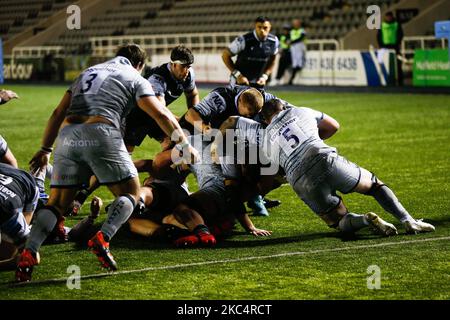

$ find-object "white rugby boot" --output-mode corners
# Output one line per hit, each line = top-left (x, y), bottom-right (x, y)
(365, 212), (398, 236)
(403, 219), (435, 234)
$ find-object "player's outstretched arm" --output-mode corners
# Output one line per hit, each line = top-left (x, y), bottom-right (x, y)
(257, 55), (276, 86)
(221, 48), (236, 74)
(236, 212), (272, 237)
(185, 107), (212, 135)
(218, 116), (239, 136)
(222, 48), (249, 85)
(29, 91), (72, 171)
(184, 87), (200, 109)
(318, 115), (340, 140)
(1, 149), (18, 168)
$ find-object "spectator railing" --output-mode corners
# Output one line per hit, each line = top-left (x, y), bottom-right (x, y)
(89, 32), (340, 57)
(401, 36), (448, 60)
(11, 46), (65, 58)
(7, 35), (340, 60)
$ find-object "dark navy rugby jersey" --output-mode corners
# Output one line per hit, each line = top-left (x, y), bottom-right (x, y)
(192, 85), (277, 129)
(229, 31), (279, 82)
(0, 163), (38, 224)
(146, 63), (196, 106)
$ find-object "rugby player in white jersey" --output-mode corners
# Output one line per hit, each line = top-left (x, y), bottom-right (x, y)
(15, 44), (199, 282)
(215, 99), (435, 236)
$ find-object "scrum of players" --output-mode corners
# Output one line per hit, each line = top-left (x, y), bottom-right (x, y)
(0, 31), (435, 283)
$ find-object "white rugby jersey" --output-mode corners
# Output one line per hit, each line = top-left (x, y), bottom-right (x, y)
(67, 56), (155, 129)
(236, 107), (336, 183)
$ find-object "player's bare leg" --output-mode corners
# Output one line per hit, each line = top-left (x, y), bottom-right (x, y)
(128, 218), (162, 237)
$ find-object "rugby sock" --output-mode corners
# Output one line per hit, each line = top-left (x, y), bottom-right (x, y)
(74, 188), (90, 206)
(101, 195), (136, 241)
(371, 186), (414, 223)
(26, 209), (57, 253)
(338, 212), (369, 232)
(131, 197), (146, 216)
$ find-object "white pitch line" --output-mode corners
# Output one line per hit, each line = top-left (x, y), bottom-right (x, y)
(10, 235), (450, 286)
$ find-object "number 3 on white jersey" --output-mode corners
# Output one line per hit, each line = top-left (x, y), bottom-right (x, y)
(77, 70), (108, 95)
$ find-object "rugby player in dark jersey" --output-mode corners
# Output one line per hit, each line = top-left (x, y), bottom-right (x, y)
(222, 16), (279, 88)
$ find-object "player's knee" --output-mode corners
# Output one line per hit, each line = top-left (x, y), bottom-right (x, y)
(364, 173), (386, 196)
(173, 204), (195, 222)
(140, 186), (154, 207)
(127, 218), (140, 234)
(318, 201), (348, 228)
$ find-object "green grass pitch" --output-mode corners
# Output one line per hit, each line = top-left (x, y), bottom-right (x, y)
(0, 84), (449, 300)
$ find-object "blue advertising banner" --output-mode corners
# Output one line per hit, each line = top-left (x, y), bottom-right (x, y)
(0, 38), (3, 84)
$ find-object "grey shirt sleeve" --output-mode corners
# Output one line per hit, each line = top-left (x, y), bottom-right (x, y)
(272, 36), (280, 55)
(135, 75), (156, 100)
(301, 107), (324, 124)
(183, 68), (196, 93)
(228, 35), (246, 56)
(148, 74), (166, 97)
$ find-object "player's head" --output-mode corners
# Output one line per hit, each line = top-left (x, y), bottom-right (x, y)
(292, 19), (302, 29)
(261, 99), (285, 124)
(237, 88), (264, 118)
(282, 23), (291, 34)
(116, 44), (147, 71)
(384, 11), (395, 22)
(170, 45), (194, 81)
(254, 16), (272, 41)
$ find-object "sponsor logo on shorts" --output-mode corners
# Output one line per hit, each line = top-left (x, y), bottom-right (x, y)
(63, 138), (100, 148)
(53, 173), (79, 181)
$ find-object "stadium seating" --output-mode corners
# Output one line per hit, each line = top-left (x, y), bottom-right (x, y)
(0, 0), (72, 42)
(1, 0), (400, 54)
